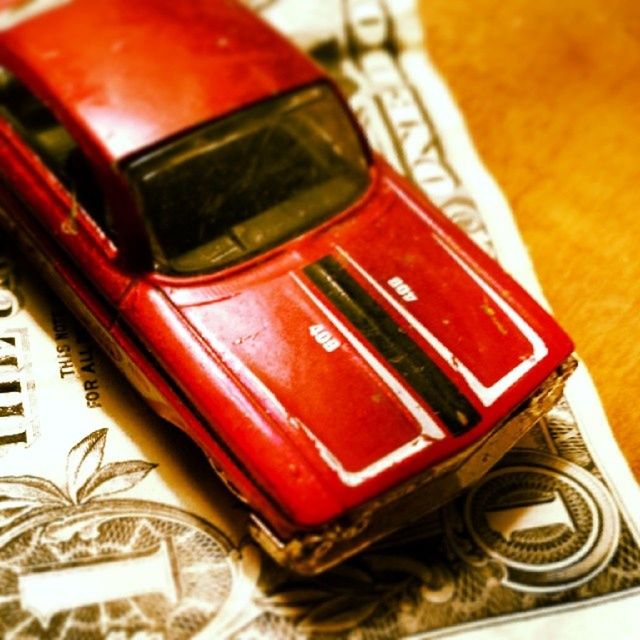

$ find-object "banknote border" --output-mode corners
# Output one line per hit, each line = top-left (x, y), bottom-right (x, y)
(399, 6), (640, 635)
(408, 584), (640, 640)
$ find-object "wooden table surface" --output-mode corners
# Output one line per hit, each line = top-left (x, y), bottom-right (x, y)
(418, 0), (640, 480)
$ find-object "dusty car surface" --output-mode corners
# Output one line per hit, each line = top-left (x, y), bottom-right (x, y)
(0, 0), (575, 573)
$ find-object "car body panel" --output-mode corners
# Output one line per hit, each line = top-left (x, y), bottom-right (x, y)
(0, 0), (322, 165)
(129, 162), (572, 528)
(0, 119), (131, 324)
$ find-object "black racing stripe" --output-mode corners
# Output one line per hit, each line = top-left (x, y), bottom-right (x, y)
(303, 256), (480, 436)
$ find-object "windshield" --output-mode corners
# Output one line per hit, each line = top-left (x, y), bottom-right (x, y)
(125, 83), (370, 275)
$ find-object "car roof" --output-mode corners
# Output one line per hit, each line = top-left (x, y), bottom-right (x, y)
(0, 0), (323, 165)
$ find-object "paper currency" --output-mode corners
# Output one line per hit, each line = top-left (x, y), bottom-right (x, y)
(0, 1), (639, 638)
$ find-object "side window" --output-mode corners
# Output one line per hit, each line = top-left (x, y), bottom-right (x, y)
(0, 68), (110, 236)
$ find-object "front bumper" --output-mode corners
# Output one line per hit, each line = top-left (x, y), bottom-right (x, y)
(249, 355), (578, 575)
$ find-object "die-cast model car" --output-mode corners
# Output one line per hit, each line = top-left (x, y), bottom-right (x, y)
(0, 0), (575, 573)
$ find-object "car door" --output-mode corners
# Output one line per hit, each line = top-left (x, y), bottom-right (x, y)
(0, 70), (132, 331)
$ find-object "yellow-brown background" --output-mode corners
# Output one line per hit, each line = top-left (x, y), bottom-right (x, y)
(418, 0), (640, 480)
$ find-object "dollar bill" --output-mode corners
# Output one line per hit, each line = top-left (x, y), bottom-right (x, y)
(0, 1), (639, 639)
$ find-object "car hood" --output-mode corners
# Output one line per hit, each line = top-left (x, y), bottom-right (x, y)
(163, 177), (569, 492)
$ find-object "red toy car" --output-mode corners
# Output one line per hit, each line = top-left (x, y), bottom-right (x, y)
(0, 0), (575, 573)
